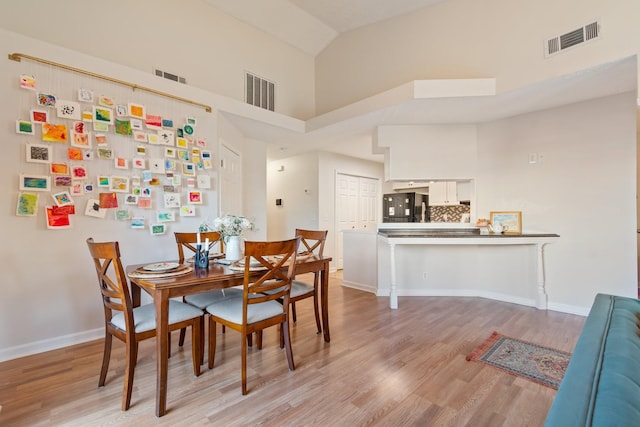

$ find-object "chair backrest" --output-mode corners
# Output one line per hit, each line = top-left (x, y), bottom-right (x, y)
(174, 231), (223, 263)
(86, 238), (133, 333)
(295, 229), (327, 258)
(241, 237), (300, 319)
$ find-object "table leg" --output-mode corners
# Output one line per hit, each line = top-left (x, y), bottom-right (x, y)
(536, 243), (549, 310)
(153, 291), (170, 417)
(389, 243), (398, 309)
(321, 261), (330, 342)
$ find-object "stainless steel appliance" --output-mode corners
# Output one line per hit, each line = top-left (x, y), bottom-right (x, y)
(382, 192), (429, 222)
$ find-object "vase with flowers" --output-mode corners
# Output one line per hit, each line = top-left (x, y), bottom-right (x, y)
(212, 214), (254, 261)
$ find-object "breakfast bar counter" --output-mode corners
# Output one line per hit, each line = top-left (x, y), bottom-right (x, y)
(376, 226), (559, 310)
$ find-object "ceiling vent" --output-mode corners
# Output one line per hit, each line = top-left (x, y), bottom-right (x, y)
(545, 21), (600, 58)
(154, 68), (186, 84)
(245, 72), (275, 112)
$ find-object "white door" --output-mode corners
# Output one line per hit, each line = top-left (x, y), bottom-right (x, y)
(335, 173), (379, 269)
(219, 142), (242, 215)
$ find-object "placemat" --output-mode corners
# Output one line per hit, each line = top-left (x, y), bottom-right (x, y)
(128, 265), (193, 279)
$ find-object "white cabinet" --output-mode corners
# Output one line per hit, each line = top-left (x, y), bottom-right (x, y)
(429, 181), (458, 205)
(392, 181), (429, 191)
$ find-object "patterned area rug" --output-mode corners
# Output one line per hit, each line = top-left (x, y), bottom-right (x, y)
(466, 331), (571, 389)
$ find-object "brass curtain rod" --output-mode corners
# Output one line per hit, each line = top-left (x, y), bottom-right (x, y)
(8, 52), (212, 113)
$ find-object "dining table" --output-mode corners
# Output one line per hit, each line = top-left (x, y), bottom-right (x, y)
(126, 254), (332, 417)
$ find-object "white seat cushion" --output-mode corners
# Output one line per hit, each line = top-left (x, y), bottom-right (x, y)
(184, 287), (243, 309)
(290, 280), (314, 298)
(205, 299), (285, 324)
(110, 300), (203, 333)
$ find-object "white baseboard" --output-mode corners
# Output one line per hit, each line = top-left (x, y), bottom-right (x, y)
(341, 280), (377, 294)
(0, 328), (103, 363)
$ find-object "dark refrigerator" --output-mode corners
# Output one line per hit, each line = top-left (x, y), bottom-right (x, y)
(382, 192), (429, 222)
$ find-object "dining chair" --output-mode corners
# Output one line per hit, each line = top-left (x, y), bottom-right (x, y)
(86, 238), (203, 411)
(290, 229), (328, 333)
(174, 231), (242, 350)
(205, 237), (300, 395)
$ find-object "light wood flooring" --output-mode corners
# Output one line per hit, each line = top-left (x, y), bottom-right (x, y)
(0, 272), (585, 426)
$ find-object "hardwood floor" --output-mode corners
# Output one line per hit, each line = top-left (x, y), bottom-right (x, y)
(0, 272), (585, 426)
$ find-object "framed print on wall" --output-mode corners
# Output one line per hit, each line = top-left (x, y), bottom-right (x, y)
(490, 211), (522, 234)
(19, 174), (51, 192)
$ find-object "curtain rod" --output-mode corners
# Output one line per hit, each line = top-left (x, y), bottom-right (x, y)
(8, 52), (212, 113)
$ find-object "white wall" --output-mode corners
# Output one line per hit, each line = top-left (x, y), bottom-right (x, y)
(0, 0), (316, 120)
(316, 0), (640, 113)
(0, 29), (267, 361)
(377, 92), (638, 315)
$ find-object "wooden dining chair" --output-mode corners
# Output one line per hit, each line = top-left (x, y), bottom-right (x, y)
(290, 229), (328, 333)
(174, 231), (242, 350)
(86, 238), (203, 411)
(205, 237), (300, 395)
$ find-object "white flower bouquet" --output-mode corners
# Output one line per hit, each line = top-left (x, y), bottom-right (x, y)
(212, 214), (254, 242)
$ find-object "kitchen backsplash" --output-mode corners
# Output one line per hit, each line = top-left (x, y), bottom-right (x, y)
(430, 205), (471, 223)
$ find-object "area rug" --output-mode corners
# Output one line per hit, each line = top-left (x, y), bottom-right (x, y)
(465, 331), (571, 389)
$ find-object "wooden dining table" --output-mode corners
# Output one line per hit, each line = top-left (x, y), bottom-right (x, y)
(126, 254), (332, 417)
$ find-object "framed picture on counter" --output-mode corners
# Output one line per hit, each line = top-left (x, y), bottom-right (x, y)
(490, 211), (522, 234)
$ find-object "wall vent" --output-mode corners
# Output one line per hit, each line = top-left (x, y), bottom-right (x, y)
(545, 20), (600, 57)
(245, 72), (275, 112)
(154, 68), (187, 84)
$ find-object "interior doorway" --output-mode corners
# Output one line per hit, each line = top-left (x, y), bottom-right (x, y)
(219, 141), (242, 215)
(335, 172), (379, 269)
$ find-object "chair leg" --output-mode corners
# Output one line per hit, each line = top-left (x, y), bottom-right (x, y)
(291, 301), (297, 322)
(122, 340), (138, 411)
(167, 332), (172, 358)
(312, 291), (322, 334)
(178, 327), (187, 347)
(256, 330), (263, 349)
(208, 321), (217, 369)
(247, 333), (253, 347)
(282, 320), (295, 371)
(191, 318), (202, 376)
(241, 333), (248, 395)
(99, 331), (112, 387)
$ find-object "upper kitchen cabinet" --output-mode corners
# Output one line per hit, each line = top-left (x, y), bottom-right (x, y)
(429, 181), (458, 205)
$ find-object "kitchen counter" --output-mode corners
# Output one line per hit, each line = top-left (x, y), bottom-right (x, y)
(377, 227), (559, 310)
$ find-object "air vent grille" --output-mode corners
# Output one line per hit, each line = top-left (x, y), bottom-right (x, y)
(545, 20), (600, 58)
(245, 72), (275, 112)
(154, 68), (187, 84)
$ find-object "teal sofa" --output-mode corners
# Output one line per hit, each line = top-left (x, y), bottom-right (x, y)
(545, 293), (640, 426)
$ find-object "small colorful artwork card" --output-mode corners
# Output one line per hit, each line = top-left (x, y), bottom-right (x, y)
(84, 183), (94, 193)
(138, 198), (152, 209)
(54, 175), (72, 187)
(114, 157), (129, 169)
(95, 133), (107, 145)
(56, 100), (81, 120)
(197, 175), (211, 189)
(37, 93), (56, 107)
(71, 165), (88, 179)
(158, 130), (174, 146)
(46, 206), (71, 229)
(149, 223), (166, 236)
(52, 205), (75, 216)
(97, 147), (113, 160)
(67, 147), (83, 161)
(16, 120), (34, 135)
(73, 121), (87, 134)
(20, 75), (36, 90)
(19, 174), (50, 192)
(71, 132), (91, 148)
(133, 130), (147, 142)
(164, 193), (181, 208)
(98, 95), (115, 108)
(26, 143), (52, 163)
(115, 104), (128, 117)
(85, 199), (106, 218)
(146, 114), (162, 130)
(109, 176), (130, 193)
(180, 206), (196, 217)
(157, 212), (175, 222)
(131, 217), (145, 229)
(130, 118), (143, 130)
(188, 190), (202, 204)
(182, 163), (195, 176)
(93, 121), (109, 132)
(82, 111), (93, 121)
(115, 119), (132, 135)
(78, 88), (94, 103)
(133, 158), (146, 169)
(148, 133), (160, 145)
(52, 191), (74, 207)
(162, 118), (173, 128)
(97, 176), (110, 187)
(128, 103), (145, 119)
(70, 181), (84, 196)
(149, 159), (165, 173)
(42, 123), (68, 142)
(124, 194), (138, 205)
(93, 106), (114, 125)
(16, 192), (39, 217)
(30, 109), (49, 123)
(99, 192), (119, 208)
(115, 209), (130, 221)
(50, 162), (69, 175)
(164, 147), (176, 158)
(164, 159), (176, 171)
(83, 150), (94, 161)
